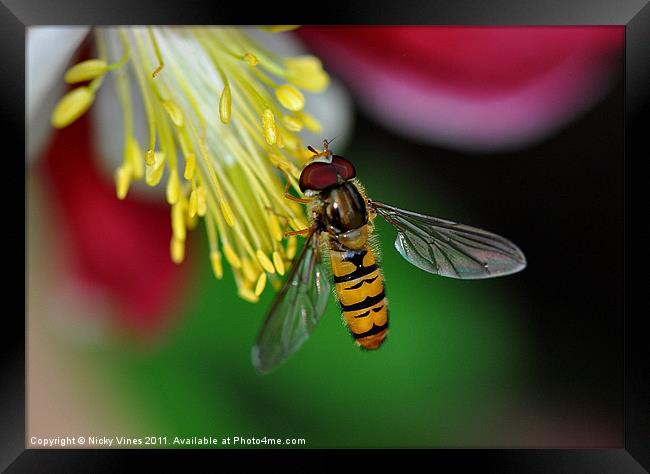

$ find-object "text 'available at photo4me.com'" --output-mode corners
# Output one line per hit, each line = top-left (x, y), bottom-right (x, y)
(29, 435), (307, 448)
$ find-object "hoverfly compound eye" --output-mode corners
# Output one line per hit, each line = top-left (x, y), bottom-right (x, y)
(299, 162), (338, 193)
(299, 155), (357, 193)
(331, 156), (356, 180)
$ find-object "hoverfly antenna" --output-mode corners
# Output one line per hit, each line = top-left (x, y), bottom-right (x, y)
(323, 136), (338, 152)
(307, 142), (333, 163)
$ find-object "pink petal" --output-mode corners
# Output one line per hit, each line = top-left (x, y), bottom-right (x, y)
(297, 27), (623, 151)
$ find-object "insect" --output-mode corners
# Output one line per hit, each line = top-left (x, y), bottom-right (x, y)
(252, 140), (526, 374)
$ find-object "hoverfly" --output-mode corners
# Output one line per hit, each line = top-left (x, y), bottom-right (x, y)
(252, 140), (526, 374)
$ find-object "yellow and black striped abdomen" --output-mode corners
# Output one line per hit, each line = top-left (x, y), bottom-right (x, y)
(329, 243), (388, 349)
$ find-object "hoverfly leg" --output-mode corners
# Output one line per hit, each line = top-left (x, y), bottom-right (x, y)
(283, 181), (313, 204)
(284, 227), (312, 238)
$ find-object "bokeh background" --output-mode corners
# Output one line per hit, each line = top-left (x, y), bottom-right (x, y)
(26, 26), (624, 448)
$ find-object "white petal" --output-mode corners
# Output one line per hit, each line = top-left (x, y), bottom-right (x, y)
(27, 26), (90, 163)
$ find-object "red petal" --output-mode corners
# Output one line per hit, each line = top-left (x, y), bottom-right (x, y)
(297, 27), (623, 150)
(37, 113), (192, 334)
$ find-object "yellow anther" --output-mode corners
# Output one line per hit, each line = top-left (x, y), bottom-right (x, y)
(282, 115), (303, 132)
(146, 149), (155, 166)
(126, 137), (144, 179)
(166, 168), (181, 205)
(243, 52), (259, 66)
(269, 217), (283, 242)
(219, 84), (231, 124)
(238, 286), (259, 303)
(197, 187), (207, 217)
(145, 152), (166, 186)
(64, 59), (108, 83)
(272, 251), (285, 276)
(115, 163), (132, 200)
(162, 100), (184, 127)
(275, 84), (305, 112)
(53, 27), (331, 292)
(170, 237), (185, 264)
(242, 258), (258, 283)
(262, 109), (277, 145)
(286, 235), (298, 260)
(186, 209), (199, 230)
(285, 56), (329, 92)
(296, 111), (322, 133)
(188, 188), (198, 218)
(220, 199), (235, 227)
(256, 250), (276, 274)
(254, 272), (267, 296)
(210, 251), (223, 279)
(291, 216), (309, 231)
(184, 153), (196, 180)
(51, 87), (95, 128)
(224, 244), (242, 269)
(171, 200), (186, 241)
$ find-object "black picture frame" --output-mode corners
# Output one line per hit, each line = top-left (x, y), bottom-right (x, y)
(5, 0), (648, 471)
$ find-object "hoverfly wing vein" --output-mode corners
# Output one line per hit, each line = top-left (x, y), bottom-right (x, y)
(251, 231), (330, 374)
(369, 200), (526, 279)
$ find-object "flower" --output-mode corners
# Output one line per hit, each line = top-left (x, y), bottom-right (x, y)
(297, 26), (623, 152)
(50, 26), (333, 303)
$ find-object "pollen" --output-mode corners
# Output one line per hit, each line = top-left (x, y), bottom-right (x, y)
(52, 26), (332, 303)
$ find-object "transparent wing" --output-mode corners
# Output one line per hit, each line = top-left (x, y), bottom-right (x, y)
(251, 231), (331, 374)
(369, 200), (526, 279)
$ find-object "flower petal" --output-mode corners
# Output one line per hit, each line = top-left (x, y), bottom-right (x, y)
(298, 26), (623, 152)
(28, 27), (90, 162)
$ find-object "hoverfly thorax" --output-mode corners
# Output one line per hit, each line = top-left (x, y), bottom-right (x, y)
(321, 183), (369, 248)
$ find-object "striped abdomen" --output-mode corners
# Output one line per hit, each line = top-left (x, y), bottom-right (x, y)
(329, 242), (388, 349)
